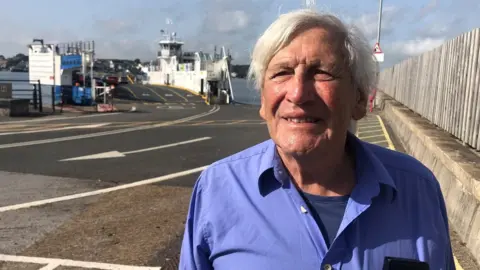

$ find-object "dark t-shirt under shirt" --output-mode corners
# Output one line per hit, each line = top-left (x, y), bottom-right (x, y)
(301, 192), (350, 248)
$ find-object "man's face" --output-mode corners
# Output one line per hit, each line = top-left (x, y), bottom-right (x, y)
(260, 27), (366, 156)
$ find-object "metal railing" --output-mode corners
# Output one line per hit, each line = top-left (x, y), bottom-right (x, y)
(378, 28), (480, 151)
(0, 79), (43, 112)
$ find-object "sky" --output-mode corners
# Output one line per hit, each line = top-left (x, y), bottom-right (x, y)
(0, 0), (478, 68)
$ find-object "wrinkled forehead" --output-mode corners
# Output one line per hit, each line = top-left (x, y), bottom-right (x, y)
(269, 25), (348, 68)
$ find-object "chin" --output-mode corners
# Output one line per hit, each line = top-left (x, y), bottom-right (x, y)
(275, 134), (325, 156)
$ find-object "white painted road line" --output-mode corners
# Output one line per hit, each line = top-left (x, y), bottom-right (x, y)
(0, 112), (122, 125)
(0, 254), (160, 270)
(356, 128), (383, 135)
(0, 105), (219, 150)
(0, 123), (111, 136)
(59, 136), (212, 161)
(0, 165), (208, 213)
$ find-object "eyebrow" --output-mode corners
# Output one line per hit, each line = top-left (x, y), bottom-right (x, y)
(269, 60), (337, 71)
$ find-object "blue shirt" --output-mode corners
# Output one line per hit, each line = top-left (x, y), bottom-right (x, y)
(179, 133), (455, 270)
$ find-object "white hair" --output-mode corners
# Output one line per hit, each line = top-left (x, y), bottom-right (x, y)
(247, 9), (378, 101)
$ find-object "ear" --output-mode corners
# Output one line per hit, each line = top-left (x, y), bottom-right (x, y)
(259, 91), (267, 120)
(352, 87), (367, 121)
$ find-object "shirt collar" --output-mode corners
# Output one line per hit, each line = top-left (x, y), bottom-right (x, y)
(257, 132), (397, 201)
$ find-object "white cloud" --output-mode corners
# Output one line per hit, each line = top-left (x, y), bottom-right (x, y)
(393, 38), (445, 56)
(93, 19), (138, 34)
(215, 10), (249, 33)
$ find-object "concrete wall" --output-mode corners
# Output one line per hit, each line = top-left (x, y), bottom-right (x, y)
(378, 93), (480, 264)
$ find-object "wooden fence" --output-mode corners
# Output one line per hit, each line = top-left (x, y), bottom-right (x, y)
(378, 28), (480, 151)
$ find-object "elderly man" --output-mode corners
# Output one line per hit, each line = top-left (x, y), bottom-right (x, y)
(179, 9), (454, 270)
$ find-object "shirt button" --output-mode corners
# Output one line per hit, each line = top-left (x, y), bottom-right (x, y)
(323, 264), (332, 270)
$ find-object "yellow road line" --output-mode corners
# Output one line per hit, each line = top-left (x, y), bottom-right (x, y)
(454, 254), (464, 270)
(190, 120), (215, 126)
(121, 85), (139, 100)
(0, 123), (71, 132)
(376, 115), (395, 150)
(227, 120), (247, 125)
(0, 124), (28, 129)
(127, 74), (135, 84)
(152, 83), (200, 96)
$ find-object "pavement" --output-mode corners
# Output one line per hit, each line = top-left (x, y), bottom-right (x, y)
(0, 86), (476, 269)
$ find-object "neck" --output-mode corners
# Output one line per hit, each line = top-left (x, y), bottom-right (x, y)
(277, 139), (356, 197)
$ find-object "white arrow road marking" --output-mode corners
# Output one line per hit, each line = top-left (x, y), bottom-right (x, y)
(59, 136), (212, 161)
(0, 123), (111, 136)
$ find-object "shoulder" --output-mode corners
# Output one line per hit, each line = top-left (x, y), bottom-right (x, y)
(363, 142), (442, 194)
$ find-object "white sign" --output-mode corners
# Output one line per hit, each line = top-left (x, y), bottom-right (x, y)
(373, 42), (384, 62)
(28, 44), (55, 85)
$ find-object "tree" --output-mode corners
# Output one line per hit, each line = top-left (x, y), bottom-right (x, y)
(134, 58), (141, 65)
(14, 53), (27, 60)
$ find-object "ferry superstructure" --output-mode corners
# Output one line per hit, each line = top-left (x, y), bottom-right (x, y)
(144, 30), (235, 104)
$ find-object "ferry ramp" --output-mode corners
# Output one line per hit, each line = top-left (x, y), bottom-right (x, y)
(113, 84), (205, 106)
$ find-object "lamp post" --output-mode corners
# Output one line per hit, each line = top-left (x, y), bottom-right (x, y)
(376, 0), (383, 45)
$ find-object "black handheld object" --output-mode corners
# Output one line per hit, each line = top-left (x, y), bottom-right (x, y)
(382, 257), (430, 270)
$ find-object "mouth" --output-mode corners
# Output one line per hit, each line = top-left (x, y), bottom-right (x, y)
(282, 117), (321, 124)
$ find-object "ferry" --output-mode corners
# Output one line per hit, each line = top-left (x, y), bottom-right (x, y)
(143, 30), (235, 104)
(27, 32), (236, 106)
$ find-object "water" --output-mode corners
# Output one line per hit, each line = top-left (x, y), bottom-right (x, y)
(0, 72), (261, 106)
(230, 78), (260, 105)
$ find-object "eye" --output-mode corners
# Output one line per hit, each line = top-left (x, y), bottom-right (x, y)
(313, 69), (336, 81)
(269, 69), (293, 79)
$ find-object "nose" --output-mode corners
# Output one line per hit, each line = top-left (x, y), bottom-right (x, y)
(284, 71), (315, 105)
